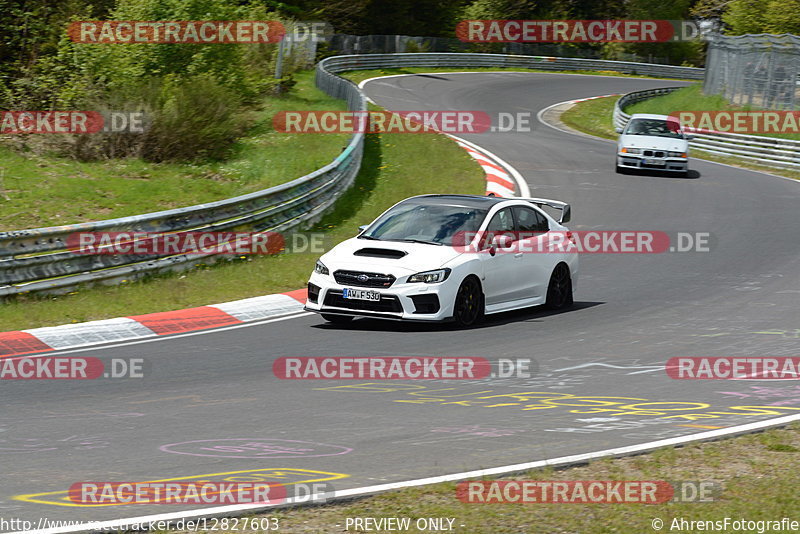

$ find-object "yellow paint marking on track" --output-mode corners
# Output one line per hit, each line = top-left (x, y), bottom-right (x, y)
(677, 424), (725, 429)
(12, 468), (349, 507)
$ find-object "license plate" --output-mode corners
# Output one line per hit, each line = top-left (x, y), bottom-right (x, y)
(342, 288), (381, 301)
(644, 158), (666, 166)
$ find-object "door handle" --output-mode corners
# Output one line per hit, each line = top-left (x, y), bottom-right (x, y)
(514, 253), (523, 258)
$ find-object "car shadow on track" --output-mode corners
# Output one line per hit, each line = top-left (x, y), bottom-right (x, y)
(620, 168), (701, 179)
(310, 301), (604, 333)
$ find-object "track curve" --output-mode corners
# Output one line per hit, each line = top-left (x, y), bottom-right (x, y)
(2, 72), (800, 528)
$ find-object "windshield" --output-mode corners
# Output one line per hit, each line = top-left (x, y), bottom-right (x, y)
(361, 201), (488, 246)
(624, 118), (684, 139)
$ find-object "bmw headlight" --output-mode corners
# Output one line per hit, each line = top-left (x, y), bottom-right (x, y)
(621, 147), (641, 154)
(408, 268), (451, 283)
(668, 151), (687, 158)
(314, 260), (329, 275)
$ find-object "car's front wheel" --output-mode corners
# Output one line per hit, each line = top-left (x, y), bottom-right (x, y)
(453, 276), (483, 328)
(545, 263), (574, 310)
(321, 313), (353, 324)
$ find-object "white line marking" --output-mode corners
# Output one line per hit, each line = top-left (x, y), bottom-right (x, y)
(19, 412), (800, 534)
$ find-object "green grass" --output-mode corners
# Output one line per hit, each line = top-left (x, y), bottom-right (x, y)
(0, 70), (350, 231)
(0, 123), (483, 330)
(560, 91), (800, 181)
(217, 424), (800, 534)
(560, 96), (619, 140)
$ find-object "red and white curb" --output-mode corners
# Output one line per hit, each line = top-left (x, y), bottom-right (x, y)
(452, 137), (517, 197)
(0, 290), (307, 358)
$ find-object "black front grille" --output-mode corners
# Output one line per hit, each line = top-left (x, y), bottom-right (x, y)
(333, 270), (395, 288)
(643, 150), (665, 157)
(307, 283), (320, 303)
(324, 290), (402, 313)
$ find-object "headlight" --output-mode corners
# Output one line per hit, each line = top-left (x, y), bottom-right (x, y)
(621, 147), (641, 154)
(668, 151), (687, 158)
(407, 268), (451, 283)
(314, 260), (329, 275)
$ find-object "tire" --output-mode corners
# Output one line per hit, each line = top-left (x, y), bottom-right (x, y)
(453, 277), (483, 328)
(321, 313), (353, 324)
(544, 263), (574, 310)
(615, 164), (622, 174)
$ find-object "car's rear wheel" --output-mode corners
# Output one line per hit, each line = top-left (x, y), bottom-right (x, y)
(545, 263), (574, 310)
(453, 277), (483, 327)
(321, 313), (353, 324)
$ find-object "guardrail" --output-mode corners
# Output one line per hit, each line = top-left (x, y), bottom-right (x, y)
(0, 53), (703, 297)
(613, 88), (800, 169)
(319, 53), (704, 80)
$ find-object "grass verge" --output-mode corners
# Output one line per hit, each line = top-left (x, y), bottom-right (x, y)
(201, 423), (800, 533)
(560, 91), (800, 181)
(0, 70), (350, 231)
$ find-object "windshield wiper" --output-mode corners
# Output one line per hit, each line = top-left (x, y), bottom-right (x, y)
(392, 238), (443, 246)
(358, 235), (382, 240)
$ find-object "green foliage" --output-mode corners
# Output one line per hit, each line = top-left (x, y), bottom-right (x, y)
(723, 0), (800, 35)
(1, 0), (298, 162)
(723, 0), (769, 34)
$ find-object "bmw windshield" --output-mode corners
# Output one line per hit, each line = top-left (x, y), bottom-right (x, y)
(624, 118), (684, 138)
(360, 201), (488, 246)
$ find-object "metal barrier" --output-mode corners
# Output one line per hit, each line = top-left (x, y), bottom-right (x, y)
(0, 53), (703, 297)
(319, 53), (704, 80)
(613, 87), (800, 169)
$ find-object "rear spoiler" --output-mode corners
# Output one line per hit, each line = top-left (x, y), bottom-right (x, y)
(517, 197), (572, 224)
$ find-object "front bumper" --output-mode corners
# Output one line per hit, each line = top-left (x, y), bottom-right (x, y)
(617, 153), (688, 172)
(305, 271), (459, 322)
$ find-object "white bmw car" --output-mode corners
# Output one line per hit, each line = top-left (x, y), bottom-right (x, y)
(305, 194), (578, 327)
(616, 113), (692, 176)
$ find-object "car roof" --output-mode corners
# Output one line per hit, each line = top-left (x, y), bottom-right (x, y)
(628, 113), (674, 121)
(406, 194), (507, 208)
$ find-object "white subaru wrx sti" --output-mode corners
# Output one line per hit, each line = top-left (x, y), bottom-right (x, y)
(305, 194), (578, 327)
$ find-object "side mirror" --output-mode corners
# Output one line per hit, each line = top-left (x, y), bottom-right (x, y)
(615, 126), (623, 134)
(685, 134), (695, 140)
(559, 204), (571, 224)
(492, 234), (514, 249)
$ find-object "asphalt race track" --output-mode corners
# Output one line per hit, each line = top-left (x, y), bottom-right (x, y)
(2, 72), (800, 528)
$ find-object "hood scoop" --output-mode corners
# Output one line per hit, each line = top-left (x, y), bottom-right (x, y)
(353, 247), (407, 259)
